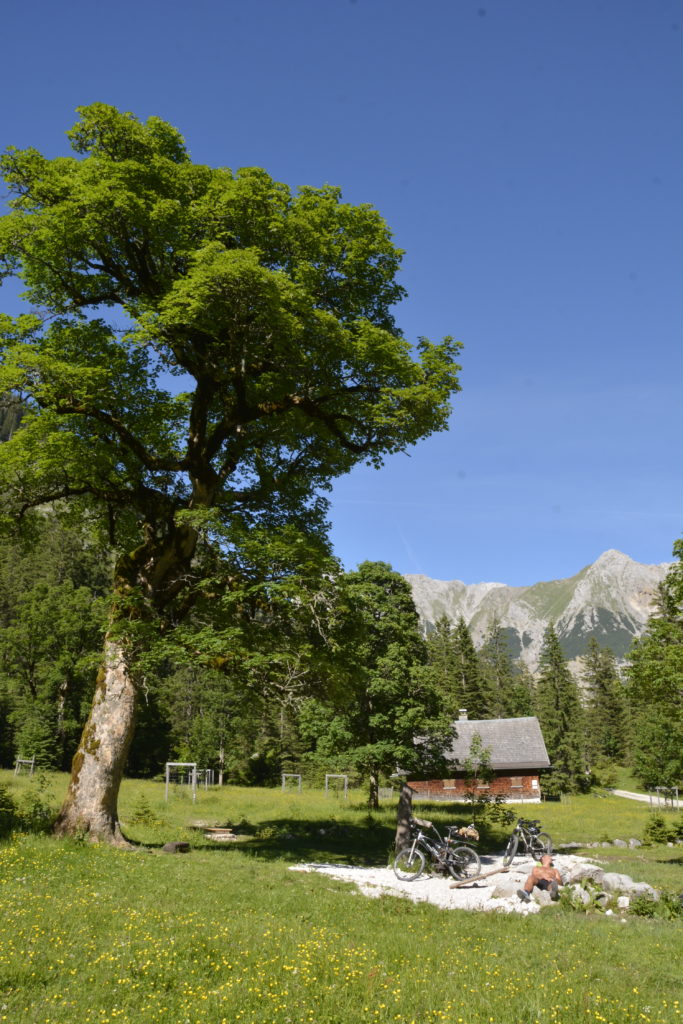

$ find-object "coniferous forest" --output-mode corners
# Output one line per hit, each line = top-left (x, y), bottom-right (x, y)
(1, 496), (680, 799)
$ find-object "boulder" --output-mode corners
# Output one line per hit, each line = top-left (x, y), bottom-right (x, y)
(629, 882), (658, 898)
(565, 863), (605, 885)
(601, 872), (634, 891)
(491, 879), (524, 899)
(534, 889), (554, 907)
(601, 873), (658, 897)
(628, 838), (642, 848)
(612, 839), (627, 848)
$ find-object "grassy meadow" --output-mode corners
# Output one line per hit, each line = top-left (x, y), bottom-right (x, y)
(0, 771), (681, 1024)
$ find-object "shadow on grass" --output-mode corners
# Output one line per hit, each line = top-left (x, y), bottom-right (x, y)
(171, 800), (500, 866)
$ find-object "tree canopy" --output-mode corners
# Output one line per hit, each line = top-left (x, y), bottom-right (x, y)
(299, 561), (452, 808)
(0, 104), (462, 841)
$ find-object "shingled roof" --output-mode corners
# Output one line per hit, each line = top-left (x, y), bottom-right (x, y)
(445, 716), (550, 771)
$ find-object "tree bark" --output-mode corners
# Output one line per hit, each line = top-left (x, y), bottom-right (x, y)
(395, 781), (414, 852)
(54, 638), (137, 846)
(368, 770), (379, 811)
(53, 525), (199, 844)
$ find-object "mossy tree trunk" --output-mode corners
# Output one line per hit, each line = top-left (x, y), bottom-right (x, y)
(54, 526), (198, 845)
(53, 638), (137, 846)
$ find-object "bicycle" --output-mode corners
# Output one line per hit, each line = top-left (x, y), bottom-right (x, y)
(502, 817), (552, 865)
(393, 817), (482, 881)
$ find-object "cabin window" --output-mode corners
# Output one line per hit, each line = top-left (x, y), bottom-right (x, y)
(509, 776), (523, 789)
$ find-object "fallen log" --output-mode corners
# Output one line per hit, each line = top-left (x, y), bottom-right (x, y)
(450, 865), (510, 888)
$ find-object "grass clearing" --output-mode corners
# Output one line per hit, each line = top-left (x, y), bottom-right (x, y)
(0, 773), (681, 1024)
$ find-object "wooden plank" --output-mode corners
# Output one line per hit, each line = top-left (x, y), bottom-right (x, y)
(450, 864), (509, 888)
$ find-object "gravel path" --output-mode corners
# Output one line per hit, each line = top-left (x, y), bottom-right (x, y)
(291, 852), (602, 915)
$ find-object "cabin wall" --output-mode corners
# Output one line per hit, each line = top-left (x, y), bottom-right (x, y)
(409, 771), (541, 802)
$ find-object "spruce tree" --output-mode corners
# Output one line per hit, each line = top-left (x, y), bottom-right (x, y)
(581, 639), (627, 767)
(535, 623), (587, 794)
(425, 615), (461, 718)
(479, 618), (534, 717)
(626, 538), (683, 788)
(452, 617), (490, 718)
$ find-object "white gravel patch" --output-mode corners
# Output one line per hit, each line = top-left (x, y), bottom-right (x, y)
(290, 853), (603, 915)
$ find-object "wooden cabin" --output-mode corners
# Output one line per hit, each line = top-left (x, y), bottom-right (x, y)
(409, 713), (550, 802)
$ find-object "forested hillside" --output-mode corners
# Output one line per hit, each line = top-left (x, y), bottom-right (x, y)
(2, 512), (681, 797)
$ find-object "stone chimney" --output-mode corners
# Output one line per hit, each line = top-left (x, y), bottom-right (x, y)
(458, 709), (468, 720)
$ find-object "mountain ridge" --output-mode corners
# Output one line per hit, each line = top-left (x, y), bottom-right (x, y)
(405, 550), (670, 672)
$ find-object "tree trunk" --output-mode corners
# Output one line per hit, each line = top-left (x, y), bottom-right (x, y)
(54, 638), (137, 846)
(53, 525), (199, 845)
(395, 781), (414, 852)
(368, 771), (379, 811)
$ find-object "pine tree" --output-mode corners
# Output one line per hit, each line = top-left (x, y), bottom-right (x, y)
(535, 624), (587, 794)
(581, 639), (627, 767)
(479, 618), (534, 717)
(452, 617), (490, 718)
(625, 538), (683, 788)
(425, 615), (461, 718)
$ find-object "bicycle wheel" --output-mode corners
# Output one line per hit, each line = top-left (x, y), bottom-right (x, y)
(393, 847), (426, 881)
(502, 833), (519, 866)
(447, 846), (481, 880)
(530, 832), (553, 858)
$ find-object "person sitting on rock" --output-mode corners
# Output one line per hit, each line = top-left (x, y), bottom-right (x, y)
(517, 854), (563, 902)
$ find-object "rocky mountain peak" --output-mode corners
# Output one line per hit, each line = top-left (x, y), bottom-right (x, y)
(406, 552), (670, 673)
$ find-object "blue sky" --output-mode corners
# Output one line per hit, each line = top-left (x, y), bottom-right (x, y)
(2, 0), (681, 585)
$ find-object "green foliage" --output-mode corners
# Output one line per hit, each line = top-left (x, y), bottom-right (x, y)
(535, 623), (587, 793)
(461, 731), (494, 803)
(581, 639), (628, 766)
(0, 516), (109, 770)
(16, 773), (56, 833)
(630, 891), (683, 921)
(300, 561), (453, 806)
(478, 618), (535, 718)
(127, 794), (157, 826)
(0, 104), (462, 829)
(626, 538), (683, 789)
(642, 813), (681, 845)
(0, 782), (18, 839)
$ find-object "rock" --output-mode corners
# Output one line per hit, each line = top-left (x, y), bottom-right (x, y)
(566, 864), (605, 885)
(613, 839), (627, 848)
(629, 882), (658, 898)
(535, 889), (553, 907)
(617, 896), (630, 909)
(491, 879), (522, 898)
(569, 885), (591, 906)
(161, 841), (190, 854)
(628, 838), (642, 848)
(600, 873), (658, 897)
(601, 841), (612, 848)
(601, 872), (634, 892)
